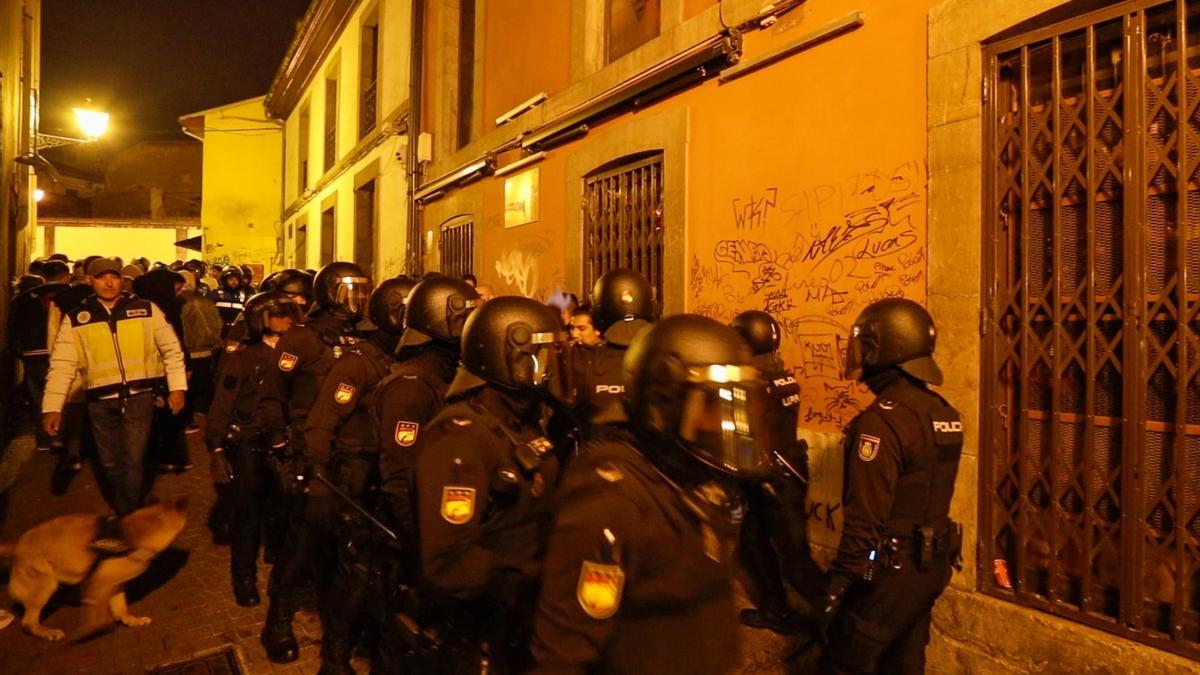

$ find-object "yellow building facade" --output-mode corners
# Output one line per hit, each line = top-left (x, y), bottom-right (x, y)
(268, 0), (412, 280)
(0, 0), (40, 428)
(181, 96), (284, 272)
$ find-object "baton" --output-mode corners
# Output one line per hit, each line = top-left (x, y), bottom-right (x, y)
(774, 450), (808, 484)
(313, 472), (399, 542)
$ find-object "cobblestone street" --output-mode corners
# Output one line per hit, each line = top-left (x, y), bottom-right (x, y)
(0, 422), (795, 675)
(0, 426), (336, 675)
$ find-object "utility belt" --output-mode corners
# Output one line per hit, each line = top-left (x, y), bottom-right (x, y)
(86, 378), (166, 403)
(870, 521), (962, 578)
(224, 423), (262, 451)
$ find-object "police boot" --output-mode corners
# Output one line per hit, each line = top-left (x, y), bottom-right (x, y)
(317, 635), (355, 675)
(232, 577), (260, 607)
(261, 598), (299, 663)
(739, 606), (799, 635)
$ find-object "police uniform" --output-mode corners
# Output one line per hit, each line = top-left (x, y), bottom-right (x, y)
(415, 386), (560, 673)
(574, 319), (650, 436)
(303, 338), (394, 671)
(739, 350), (823, 626)
(825, 373), (963, 674)
(377, 344), (459, 551)
(206, 340), (282, 588)
(530, 430), (739, 674)
(210, 286), (249, 327)
(254, 310), (359, 629)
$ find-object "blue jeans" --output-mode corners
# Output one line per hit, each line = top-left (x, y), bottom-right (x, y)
(88, 392), (155, 514)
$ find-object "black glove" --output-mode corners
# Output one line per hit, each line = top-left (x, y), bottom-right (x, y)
(810, 573), (853, 645)
(210, 450), (234, 485)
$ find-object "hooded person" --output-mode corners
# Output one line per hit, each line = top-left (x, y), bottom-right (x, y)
(132, 268), (193, 472)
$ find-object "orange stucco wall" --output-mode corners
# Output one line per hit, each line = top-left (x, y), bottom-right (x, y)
(481, 0), (572, 134)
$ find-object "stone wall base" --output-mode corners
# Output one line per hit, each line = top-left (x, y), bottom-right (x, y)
(929, 588), (1197, 674)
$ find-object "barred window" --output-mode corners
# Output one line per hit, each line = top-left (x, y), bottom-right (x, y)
(582, 151), (664, 305)
(984, 0), (1200, 659)
(440, 220), (473, 279)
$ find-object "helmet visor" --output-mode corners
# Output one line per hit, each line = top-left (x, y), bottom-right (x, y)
(513, 330), (570, 399)
(843, 329), (865, 380)
(677, 365), (786, 478)
(335, 276), (373, 317)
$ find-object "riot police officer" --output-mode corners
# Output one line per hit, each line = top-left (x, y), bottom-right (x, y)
(303, 277), (410, 674)
(226, 269), (313, 345)
(377, 276), (478, 554)
(730, 310), (819, 633)
(573, 269), (655, 436)
(414, 296), (567, 673)
(530, 314), (787, 673)
(206, 292), (303, 607)
(360, 275), (416, 356)
(210, 266), (251, 328)
(809, 298), (963, 674)
(256, 261), (373, 664)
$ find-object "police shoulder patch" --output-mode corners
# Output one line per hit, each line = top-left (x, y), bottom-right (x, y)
(857, 434), (882, 462)
(577, 560), (625, 619)
(394, 421), (419, 446)
(440, 486), (476, 524)
(334, 383), (356, 404)
(278, 352), (299, 371)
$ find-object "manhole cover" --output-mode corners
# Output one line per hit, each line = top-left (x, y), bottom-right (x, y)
(148, 647), (242, 675)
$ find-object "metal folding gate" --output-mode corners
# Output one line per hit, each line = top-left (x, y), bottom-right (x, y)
(582, 152), (664, 304)
(983, 0), (1200, 659)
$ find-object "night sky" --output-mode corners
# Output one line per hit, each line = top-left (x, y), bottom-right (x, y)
(40, 0), (312, 145)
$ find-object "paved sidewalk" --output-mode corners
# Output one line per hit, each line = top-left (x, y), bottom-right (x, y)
(0, 428), (333, 675)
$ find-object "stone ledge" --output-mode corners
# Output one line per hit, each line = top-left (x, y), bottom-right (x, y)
(929, 588), (1199, 674)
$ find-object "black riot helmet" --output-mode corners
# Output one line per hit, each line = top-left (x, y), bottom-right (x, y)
(731, 310), (781, 356)
(242, 291), (304, 342)
(368, 277), (417, 335)
(258, 271), (282, 293)
(273, 268), (314, 306)
(400, 276), (479, 347)
(843, 298), (943, 385)
(313, 262), (373, 318)
(591, 268), (655, 334)
(624, 314), (787, 480)
(219, 266), (243, 289)
(183, 259), (207, 279)
(449, 295), (569, 399)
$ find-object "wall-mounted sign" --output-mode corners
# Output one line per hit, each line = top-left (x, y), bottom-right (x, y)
(504, 167), (539, 228)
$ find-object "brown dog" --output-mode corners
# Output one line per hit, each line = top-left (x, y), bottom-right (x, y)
(0, 496), (188, 640)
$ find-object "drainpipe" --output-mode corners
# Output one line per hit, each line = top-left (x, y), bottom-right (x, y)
(405, 0), (426, 276)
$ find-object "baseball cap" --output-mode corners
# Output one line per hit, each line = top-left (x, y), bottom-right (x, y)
(87, 258), (122, 278)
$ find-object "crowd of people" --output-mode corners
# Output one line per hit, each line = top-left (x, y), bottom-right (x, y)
(5, 253), (963, 674)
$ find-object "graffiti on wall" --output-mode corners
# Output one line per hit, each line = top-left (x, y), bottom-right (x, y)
(692, 159), (928, 553)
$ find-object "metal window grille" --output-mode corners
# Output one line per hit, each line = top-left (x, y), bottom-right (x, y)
(582, 152), (664, 304)
(983, 0), (1200, 659)
(360, 23), (379, 139)
(325, 79), (338, 172)
(440, 220), (474, 279)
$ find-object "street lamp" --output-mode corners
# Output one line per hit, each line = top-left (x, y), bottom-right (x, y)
(72, 108), (110, 141)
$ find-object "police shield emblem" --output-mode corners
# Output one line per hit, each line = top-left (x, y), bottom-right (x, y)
(394, 421), (419, 447)
(440, 486), (475, 524)
(858, 434), (881, 462)
(278, 352), (299, 372)
(577, 560), (625, 619)
(334, 383), (356, 404)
